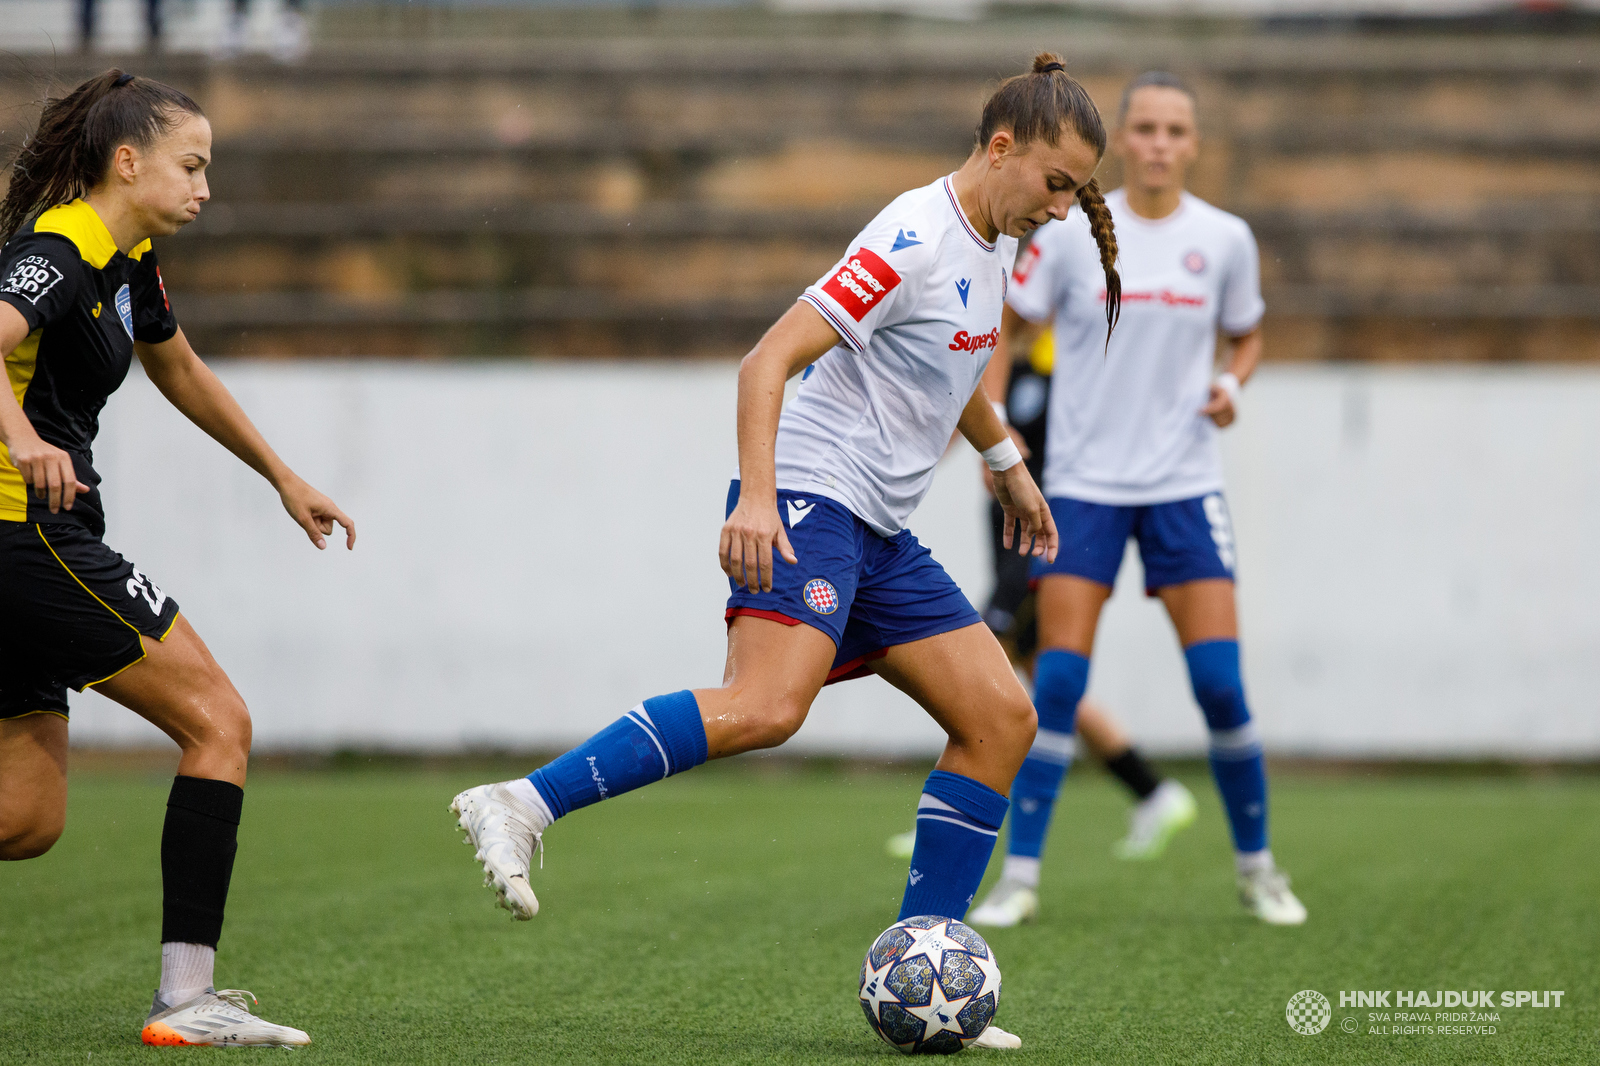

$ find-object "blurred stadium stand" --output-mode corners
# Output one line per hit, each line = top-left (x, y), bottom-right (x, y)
(3, 6), (1597, 362)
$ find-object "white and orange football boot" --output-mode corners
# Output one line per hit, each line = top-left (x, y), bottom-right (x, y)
(141, 988), (310, 1047)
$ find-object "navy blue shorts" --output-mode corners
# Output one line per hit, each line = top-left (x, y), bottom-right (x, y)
(1030, 493), (1237, 594)
(724, 482), (982, 683)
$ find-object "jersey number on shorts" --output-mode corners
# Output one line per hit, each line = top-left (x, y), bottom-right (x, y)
(1202, 494), (1236, 573)
(127, 567), (168, 616)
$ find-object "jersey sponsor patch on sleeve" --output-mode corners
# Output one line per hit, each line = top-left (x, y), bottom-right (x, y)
(821, 248), (902, 322)
(1, 254), (65, 305)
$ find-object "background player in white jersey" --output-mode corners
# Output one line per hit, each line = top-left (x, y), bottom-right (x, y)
(887, 329), (1197, 865)
(449, 54), (1122, 1048)
(969, 71), (1307, 929)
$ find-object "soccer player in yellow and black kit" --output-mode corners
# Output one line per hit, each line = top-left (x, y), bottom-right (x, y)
(0, 70), (353, 1047)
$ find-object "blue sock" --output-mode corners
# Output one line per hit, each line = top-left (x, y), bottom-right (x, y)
(1005, 649), (1088, 862)
(528, 691), (708, 822)
(900, 770), (1009, 921)
(1185, 640), (1268, 854)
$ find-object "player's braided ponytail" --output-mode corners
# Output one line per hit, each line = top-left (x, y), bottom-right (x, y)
(979, 53), (1121, 337)
(1, 70), (203, 242)
(1075, 178), (1121, 333)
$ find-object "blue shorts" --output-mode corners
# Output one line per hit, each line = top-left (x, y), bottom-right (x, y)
(724, 482), (982, 683)
(1031, 493), (1237, 594)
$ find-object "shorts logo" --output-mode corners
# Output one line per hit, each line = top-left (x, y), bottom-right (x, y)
(821, 248), (901, 322)
(802, 578), (839, 615)
(1183, 250), (1207, 274)
(114, 284), (133, 338)
(786, 498), (815, 527)
(2, 255), (65, 305)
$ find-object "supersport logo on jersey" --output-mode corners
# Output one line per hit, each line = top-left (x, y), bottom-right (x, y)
(948, 327), (1000, 353)
(822, 248), (901, 321)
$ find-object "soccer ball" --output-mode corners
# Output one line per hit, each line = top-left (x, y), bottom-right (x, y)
(858, 914), (1001, 1054)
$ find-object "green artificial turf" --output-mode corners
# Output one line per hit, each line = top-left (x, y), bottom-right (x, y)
(2, 761), (1596, 1064)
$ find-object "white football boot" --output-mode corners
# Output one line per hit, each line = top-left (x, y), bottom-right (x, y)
(885, 828), (917, 860)
(972, 1023), (1022, 1049)
(450, 781), (546, 920)
(1113, 780), (1198, 861)
(966, 879), (1039, 928)
(141, 988), (309, 1047)
(1238, 865), (1308, 926)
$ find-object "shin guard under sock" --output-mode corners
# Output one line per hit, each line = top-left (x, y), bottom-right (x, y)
(160, 776), (244, 948)
(1185, 640), (1268, 853)
(529, 690), (708, 822)
(899, 770), (1009, 921)
(1005, 649), (1088, 861)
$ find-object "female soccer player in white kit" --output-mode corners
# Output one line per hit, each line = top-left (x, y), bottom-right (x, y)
(451, 55), (1122, 1049)
(968, 72), (1308, 928)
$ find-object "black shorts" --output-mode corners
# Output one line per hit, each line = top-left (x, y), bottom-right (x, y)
(0, 522), (180, 721)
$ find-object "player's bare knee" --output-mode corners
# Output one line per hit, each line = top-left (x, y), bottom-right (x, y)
(0, 810), (64, 860)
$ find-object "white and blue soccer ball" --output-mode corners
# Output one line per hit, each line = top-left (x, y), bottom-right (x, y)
(859, 915), (1001, 1054)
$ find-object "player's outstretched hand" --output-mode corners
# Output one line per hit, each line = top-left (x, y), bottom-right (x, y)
(10, 431), (90, 514)
(1201, 382), (1237, 427)
(719, 496), (797, 594)
(279, 476), (356, 550)
(992, 462), (1058, 564)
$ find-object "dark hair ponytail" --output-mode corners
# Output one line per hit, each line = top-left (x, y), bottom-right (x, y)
(978, 53), (1120, 335)
(0, 69), (204, 242)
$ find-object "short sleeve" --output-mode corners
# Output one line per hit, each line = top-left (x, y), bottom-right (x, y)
(799, 210), (931, 353)
(1004, 222), (1069, 324)
(129, 250), (178, 344)
(1218, 223), (1265, 336)
(0, 234), (82, 332)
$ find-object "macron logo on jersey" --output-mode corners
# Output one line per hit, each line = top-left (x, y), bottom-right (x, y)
(955, 278), (971, 307)
(891, 229), (922, 252)
(822, 248), (902, 322)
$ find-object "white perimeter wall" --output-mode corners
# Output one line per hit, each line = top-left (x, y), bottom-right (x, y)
(64, 361), (1600, 759)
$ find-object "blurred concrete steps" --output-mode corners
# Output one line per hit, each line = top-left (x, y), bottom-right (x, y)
(3, 22), (1597, 359)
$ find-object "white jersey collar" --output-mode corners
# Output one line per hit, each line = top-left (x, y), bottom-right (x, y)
(942, 176), (996, 252)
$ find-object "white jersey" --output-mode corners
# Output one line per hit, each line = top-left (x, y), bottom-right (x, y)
(772, 175), (1017, 536)
(1006, 189), (1264, 506)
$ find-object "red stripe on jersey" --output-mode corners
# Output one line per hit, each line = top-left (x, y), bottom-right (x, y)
(821, 248), (902, 322)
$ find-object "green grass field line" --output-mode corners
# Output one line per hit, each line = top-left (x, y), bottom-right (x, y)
(2, 767), (1596, 1063)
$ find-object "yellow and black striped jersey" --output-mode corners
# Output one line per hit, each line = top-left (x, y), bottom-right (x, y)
(0, 200), (178, 536)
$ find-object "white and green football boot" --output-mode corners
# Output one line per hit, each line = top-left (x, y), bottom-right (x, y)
(141, 988), (309, 1047)
(1113, 779), (1198, 861)
(450, 781), (545, 920)
(1238, 865), (1308, 925)
(966, 879), (1039, 928)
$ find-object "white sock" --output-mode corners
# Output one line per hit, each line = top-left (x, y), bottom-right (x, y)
(504, 777), (553, 830)
(159, 942), (215, 1004)
(1000, 855), (1041, 888)
(1235, 848), (1274, 875)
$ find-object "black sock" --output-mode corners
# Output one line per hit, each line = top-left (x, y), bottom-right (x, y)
(160, 776), (244, 948)
(1102, 747), (1162, 801)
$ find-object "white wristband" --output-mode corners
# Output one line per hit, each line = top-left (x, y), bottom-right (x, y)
(990, 400), (1009, 425)
(1215, 372), (1241, 403)
(981, 437), (1023, 472)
